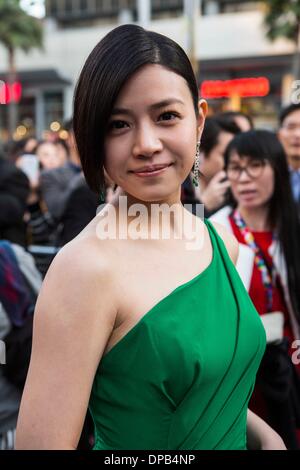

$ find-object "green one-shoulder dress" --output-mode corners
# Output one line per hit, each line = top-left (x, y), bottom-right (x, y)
(89, 219), (266, 450)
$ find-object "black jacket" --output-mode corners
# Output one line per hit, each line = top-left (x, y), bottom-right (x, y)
(59, 175), (98, 246)
(0, 158), (30, 246)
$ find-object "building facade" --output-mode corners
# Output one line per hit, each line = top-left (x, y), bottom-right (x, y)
(0, 0), (296, 139)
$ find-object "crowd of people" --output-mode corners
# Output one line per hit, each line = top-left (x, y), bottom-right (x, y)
(1, 26), (300, 451)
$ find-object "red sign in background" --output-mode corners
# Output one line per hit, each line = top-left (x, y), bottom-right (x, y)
(0, 81), (22, 104)
(200, 77), (270, 99)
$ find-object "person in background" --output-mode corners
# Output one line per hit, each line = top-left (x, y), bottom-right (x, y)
(182, 117), (237, 217)
(217, 111), (254, 133)
(278, 103), (300, 215)
(54, 138), (70, 168)
(0, 143), (42, 450)
(210, 130), (300, 448)
(39, 126), (81, 222)
(0, 144), (30, 247)
(35, 141), (63, 171)
(0, 301), (22, 450)
(23, 137), (38, 155)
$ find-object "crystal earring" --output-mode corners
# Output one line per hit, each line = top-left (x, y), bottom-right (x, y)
(99, 186), (106, 203)
(192, 141), (201, 187)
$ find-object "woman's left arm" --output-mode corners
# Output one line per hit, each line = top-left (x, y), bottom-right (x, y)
(246, 409), (286, 450)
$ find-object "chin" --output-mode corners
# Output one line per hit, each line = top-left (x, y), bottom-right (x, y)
(130, 188), (178, 204)
(239, 201), (261, 210)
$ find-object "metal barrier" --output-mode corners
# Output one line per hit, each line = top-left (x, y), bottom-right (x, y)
(28, 245), (60, 278)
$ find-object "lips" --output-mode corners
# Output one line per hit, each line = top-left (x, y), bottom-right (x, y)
(131, 163), (172, 174)
(239, 189), (257, 198)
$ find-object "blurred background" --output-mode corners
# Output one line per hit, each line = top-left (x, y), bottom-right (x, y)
(0, 0), (300, 142)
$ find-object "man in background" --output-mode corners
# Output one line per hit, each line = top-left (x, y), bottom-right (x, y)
(278, 104), (300, 215)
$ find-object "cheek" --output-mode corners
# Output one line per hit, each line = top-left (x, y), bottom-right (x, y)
(259, 171), (275, 201)
(175, 124), (198, 166)
(103, 140), (126, 175)
(230, 183), (239, 201)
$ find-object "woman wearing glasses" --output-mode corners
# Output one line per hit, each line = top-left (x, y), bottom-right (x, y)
(210, 129), (300, 449)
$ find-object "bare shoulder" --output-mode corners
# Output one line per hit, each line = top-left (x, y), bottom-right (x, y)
(16, 233), (119, 449)
(209, 220), (239, 265)
(39, 231), (118, 326)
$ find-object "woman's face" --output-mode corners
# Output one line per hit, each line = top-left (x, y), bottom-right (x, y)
(104, 64), (207, 203)
(36, 142), (61, 170)
(227, 151), (275, 210)
(200, 131), (233, 181)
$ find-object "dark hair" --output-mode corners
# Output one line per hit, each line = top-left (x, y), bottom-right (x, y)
(224, 129), (300, 324)
(200, 116), (237, 157)
(217, 111), (253, 131)
(73, 24), (199, 193)
(55, 138), (70, 156)
(279, 103), (300, 127)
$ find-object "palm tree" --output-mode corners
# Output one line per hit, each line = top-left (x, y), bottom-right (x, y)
(261, 0), (300, 80)
(0, 0), (43, 138)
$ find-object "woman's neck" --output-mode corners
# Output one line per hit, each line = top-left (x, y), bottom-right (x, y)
(111, 189), (186, 239)
(237, 205), (271, 232)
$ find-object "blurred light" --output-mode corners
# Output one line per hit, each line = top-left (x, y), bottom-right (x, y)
(59, 130), (69, 140)
(200, 77), (270, 99)
(50, 121), (61, 132)
(16, 125), (27, 137)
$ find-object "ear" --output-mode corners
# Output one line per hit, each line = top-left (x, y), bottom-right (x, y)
(197, 99), (208, 140)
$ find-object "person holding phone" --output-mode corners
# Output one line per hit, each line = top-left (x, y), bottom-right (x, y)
(182, 117), (237, 217)
(210, 130), (300, 448)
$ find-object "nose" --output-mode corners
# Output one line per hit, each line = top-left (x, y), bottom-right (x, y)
(238, 167), (251, 182)
(132, 123), (163, 158)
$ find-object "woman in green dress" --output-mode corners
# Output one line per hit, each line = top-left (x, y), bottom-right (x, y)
(16, 25), (285, 450)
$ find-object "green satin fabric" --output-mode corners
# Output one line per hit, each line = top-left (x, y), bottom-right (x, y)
(89, 219), (266, 450)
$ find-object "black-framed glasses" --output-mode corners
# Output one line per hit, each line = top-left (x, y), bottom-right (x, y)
(227, 159), (267, 181)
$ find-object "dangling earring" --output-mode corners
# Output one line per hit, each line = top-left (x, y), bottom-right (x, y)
(192, 141), (201, 187)
(99, 185), (106, 203)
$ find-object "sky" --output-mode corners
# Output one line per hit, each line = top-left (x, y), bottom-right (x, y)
(20, 0), (45, 18)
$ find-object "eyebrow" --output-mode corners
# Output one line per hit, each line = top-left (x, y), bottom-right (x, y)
(111, 98), (185, 116)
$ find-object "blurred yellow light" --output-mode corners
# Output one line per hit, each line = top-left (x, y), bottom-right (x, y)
(50, 121), (61, 132)
(16, 125), (27, 137)
(59, 130), (69, 140)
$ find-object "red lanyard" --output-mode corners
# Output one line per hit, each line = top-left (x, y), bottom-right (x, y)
(233, 209), (275, 312)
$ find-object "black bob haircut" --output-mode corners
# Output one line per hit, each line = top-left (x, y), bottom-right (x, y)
(224, 129), (300, 324)
(73, 24), (199, 194)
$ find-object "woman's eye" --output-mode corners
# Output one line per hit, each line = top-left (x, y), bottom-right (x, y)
(158, 112), (179, 122)
(228, 165), (239, 171)
(109, 120), (128, 130)
(250, 161), (262, 168)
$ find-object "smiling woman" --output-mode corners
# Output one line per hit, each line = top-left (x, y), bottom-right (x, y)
(15, 25), (285, 451)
